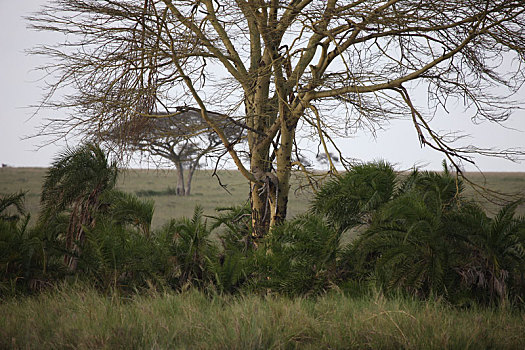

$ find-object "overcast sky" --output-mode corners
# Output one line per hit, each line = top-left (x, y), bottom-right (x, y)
(1, 1), (524, 172)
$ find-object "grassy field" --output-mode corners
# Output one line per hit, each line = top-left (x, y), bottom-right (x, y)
(1, 284), (525, 349)
(0, 167), (312, 229)
(461, 172), (525, 215)
(1, 167), (524, 229)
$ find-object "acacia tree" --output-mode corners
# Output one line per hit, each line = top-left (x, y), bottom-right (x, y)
(105, 106), (244, 196)
(30, 0), (525, 240)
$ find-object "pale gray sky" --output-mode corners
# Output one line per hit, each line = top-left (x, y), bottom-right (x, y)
(1, 1), (524, 171)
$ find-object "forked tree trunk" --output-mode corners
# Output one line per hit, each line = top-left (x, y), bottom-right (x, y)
(249, 150), (293, 243)
(247, 90), (298, 242)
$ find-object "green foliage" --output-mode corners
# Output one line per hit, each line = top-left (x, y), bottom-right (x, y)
(99, 190), (154, 237)
(208, 251), (253, 294)
(356, 191), (458, 298)
(344, 165), (525, 305)
(0, 191), (27, 222)
(311, 160), (396, 231)
(207, 204), (256, 294)
(40, 143), (118, 220)
(157, 206), (217, 290)
(78, 218), (168, 293)
(39, 143), (119, 270)
(0, 192), (64, 296)
(348, 167), (465, 299)
(2, 159), (524, 306)
(398, 165), (464, 208)
(0, 217), (35, 294)
(256, 214), (340, 297)
(449, 201), (525, 304)
(68, 188), (158, 292)
(210, 203), (253, 253)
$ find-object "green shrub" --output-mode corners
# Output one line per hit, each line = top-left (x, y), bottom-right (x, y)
(157, 206), (218, 290)
(210, 203), (253, 253)
(78, 218), (168, 293)
(311, 160), (396, 232)
(343, 164), (525, 305)
(448, 201), (525, 305)
(0, 192), (64, 296)
(99, 190), (155, 237)
(208, 204), (256, 294)
(355, 191), (459, 298)
(256, 214), (340, 297)
(39, 143), (119, 271)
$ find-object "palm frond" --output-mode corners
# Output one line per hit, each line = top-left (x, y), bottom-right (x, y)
(311, 160), (397, 231)
(258, 214), (340, 296)
(0, 191), (27, 222)
(40, 143), (118, 220)
(100, 190), (154, 236)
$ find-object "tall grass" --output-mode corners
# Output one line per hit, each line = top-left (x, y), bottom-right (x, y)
(1, 284), (524, 349)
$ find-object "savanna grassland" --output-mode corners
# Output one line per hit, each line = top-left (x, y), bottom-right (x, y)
(0, 167), (312, 229)
(2, 165), (525, 349)
(1, 166), (524, 228)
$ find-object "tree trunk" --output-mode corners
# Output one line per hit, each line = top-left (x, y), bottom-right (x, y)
(185, 161), (199, 196)
(174, 160), (186, 196)
(65, 199), (96, 271)
(272, 123), (295, 227)
(250, 174), (271, 242)
(246, 100), (273, 242)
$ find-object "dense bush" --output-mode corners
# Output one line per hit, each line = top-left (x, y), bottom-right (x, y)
(448, 201), (525, 304)
(256, 214), (340, 297)
(311, 161), (396, 232)
(2, 151), (524, 307)
(334, 163), (525, 305)
(39, 143), (119, 271)
(208, 204), (257, 294)
(0, 192), (64, 296)
(78, 217), (167, 293)
(157, 206), (218, 290)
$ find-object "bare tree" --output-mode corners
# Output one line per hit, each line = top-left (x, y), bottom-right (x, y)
(104, 106), (244, 196)
(29, 0), (525, 240)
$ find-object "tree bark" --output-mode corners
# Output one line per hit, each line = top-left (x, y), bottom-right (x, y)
(272, 122), (295, 227)
(174, 160), (186, 196)
(246, 89), (275, 242)
(250, 160), (271, 242)
(185, 161), (198, 196)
